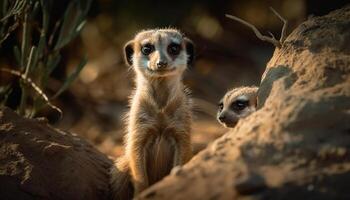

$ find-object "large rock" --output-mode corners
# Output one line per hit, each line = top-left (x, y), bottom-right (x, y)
(0, 107), (113, 200)
(136, 6), (350, 200)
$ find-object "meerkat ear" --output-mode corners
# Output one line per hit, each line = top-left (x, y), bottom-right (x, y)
(184, 38), (195, 66)
(124, 40), (134, 66)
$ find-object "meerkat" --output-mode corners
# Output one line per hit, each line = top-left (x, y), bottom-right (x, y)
(111, 28), (195, 197)
(217, 86), (258, 128)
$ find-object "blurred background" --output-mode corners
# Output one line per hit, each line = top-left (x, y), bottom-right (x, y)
(0, 0), (348, 159)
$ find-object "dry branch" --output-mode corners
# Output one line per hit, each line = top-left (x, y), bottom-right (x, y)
(0, 21), (19, 45)
(0, 68), (62, 117)
(269, 7), (288, 43)
(225, 7), (288, 48)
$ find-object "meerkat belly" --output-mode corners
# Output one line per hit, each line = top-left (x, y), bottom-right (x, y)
(135, 100), (186, 185)
(145, 129), (176, 185)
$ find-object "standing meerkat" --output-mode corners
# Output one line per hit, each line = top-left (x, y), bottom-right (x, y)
(217, 86), (258, 128)
(112, 28), (195, 197)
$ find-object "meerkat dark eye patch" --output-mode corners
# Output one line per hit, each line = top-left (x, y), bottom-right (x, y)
(231, 100), (249, 111)
(168, 42), (181, 55)
(141, 43), (154, 55)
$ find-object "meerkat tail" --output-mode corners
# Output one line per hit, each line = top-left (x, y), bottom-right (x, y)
(110, 157), (134, 200)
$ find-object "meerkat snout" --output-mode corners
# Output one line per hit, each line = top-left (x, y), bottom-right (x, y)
(217, 86), (258, 128)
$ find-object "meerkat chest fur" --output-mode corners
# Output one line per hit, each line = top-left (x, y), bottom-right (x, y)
(123, 28), (194, 193)
(128, 75), (191, 136)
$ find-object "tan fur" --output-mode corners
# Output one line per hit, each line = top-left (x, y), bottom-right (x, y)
(110, 157), (133, 200)
(110, 29), (194, 198)
(217, 86), (258, 128)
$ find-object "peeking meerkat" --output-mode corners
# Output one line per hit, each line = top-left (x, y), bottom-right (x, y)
(217, 86), (258, 128)
(111, 28), (195, 197)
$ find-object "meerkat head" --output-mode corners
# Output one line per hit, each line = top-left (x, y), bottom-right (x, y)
(217, 86), (258, 128)
(123, 28), (194, 78)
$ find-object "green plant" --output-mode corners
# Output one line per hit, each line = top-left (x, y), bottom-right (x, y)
(0, 0), (91, 118)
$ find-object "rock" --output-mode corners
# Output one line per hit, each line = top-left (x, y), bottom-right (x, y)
(234, 173), (266, 195)
(0, 107), (113, 200)
(136, 6), (350, 200)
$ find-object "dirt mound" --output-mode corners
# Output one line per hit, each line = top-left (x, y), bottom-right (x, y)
(136, 6), (350, 200)
(0, 107), (113, 200)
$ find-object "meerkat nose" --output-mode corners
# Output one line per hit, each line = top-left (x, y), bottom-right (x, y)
(157, 61), (168, 69)
(218, 114), (226, 122)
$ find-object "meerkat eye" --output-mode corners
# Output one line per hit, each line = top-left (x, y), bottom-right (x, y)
(218, 102), (224, 111)
(232, 100), (249, 111)
(141, 44), (154, 55)
(168, 43), (181, 55)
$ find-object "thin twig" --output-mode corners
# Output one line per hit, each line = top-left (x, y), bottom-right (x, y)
(0, 21), (19, 46)
(0, 68), (62, 118)
(225, 14), (281, 48)
(0, 0), (26, 22)
(225, 7), (288, 48)
(269, 7), (288, 43)
(48, 20), (61, 47)
(24, 46), (35, 77)
(268, 31), (276, 40)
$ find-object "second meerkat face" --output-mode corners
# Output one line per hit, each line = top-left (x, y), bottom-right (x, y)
(124, 29), (194, 78)
(217, 86), (258, 128)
